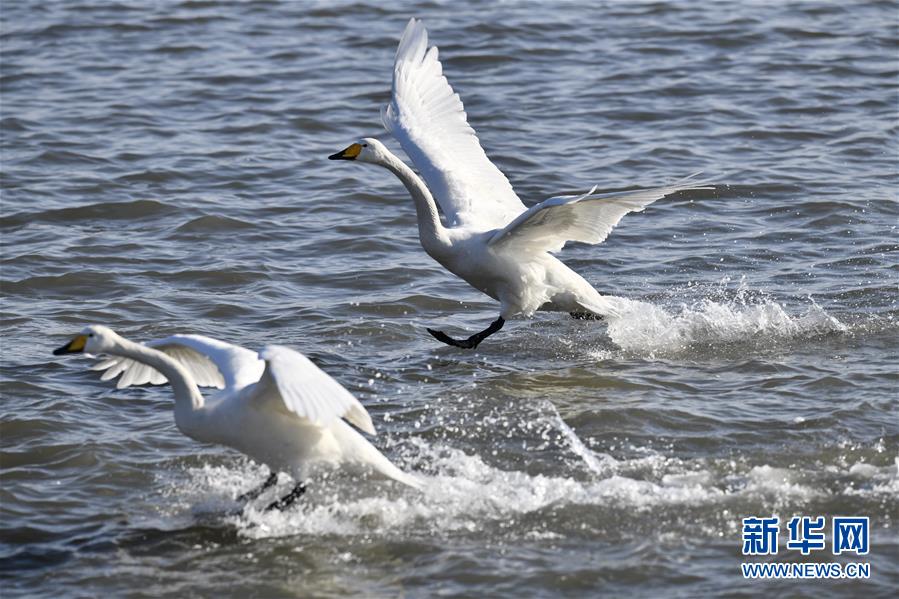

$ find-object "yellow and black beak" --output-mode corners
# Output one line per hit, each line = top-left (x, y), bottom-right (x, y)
(53, 334), (87, 356)
(328, 143), (362, 161)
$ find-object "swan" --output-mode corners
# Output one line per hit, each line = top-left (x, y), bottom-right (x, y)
(53, 325), (422, 510)
(330, 18), (712, 349)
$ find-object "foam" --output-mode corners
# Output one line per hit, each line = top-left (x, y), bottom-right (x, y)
(151, 407), (881, 540)
(599, 279), (847, 357)
(843, 457), (899, 498)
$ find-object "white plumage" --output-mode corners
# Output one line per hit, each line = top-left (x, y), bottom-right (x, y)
(331, 19), (713, 348)
(489, 176), (707, 254)
(383, 19), (526, 229)
(56, 325), (422, 506)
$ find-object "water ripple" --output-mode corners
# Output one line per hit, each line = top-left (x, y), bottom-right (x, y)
(1, 0), (896, 596)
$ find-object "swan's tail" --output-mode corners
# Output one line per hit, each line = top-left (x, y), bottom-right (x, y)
(343, 423), (425, 491)
(380, 459), (426, 491)
(367, 447), (425, 491)
(575, 294), (632, 320)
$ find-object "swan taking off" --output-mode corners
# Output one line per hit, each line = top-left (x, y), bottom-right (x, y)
(330, 18), (712, 349)
(54, 325), (422, 510)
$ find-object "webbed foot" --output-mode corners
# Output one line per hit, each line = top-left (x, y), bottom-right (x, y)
(265, 482), (307, 511)
(427, 316), (505, 349)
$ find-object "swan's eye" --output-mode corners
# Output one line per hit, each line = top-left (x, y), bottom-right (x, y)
(88, 333), (94, 338)
(362, 144), (368, 148)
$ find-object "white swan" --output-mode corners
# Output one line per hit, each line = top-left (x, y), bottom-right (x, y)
(54, 325), (422, 510)
(330, 18), (712, 349)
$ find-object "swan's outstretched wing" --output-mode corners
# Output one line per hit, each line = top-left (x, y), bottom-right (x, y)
(488, 175), (713, 253)
(383, 18), (527, 230)
(251, 345), (376, 435)
(90, 334), (264, 391)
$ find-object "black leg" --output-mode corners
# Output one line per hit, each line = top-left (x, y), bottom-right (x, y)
(265, 481), (307, 512)
(569, 311), (603, 321)
(427, 316), (505, 349)
(237, 471), (278, 502)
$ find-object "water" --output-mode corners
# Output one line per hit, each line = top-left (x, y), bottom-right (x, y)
(2, 1), (897, 596)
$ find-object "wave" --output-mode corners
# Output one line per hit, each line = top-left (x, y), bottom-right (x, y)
(174, 214), (255, 233)
(151, 402), (896, 540)
(602, 279), (848, 357)
(1, 199), (176, 229)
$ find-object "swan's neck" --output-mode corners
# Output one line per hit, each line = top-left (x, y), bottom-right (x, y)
(377, 151), (450, 252)
(112, 338), (205, 425)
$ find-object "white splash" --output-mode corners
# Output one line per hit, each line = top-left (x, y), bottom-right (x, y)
(601, 278), (847, 356)
(151, 406), (872, 540)
(543, 401), (616, 476)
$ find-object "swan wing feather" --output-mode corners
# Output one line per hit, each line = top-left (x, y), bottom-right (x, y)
(488, 174), (714, 253)
(383, 18), (526, 229)
(90, 334), (264, 391)
(250, 345), (376, 435)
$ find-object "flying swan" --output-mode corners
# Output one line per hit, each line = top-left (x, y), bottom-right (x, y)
(54, 325), (422, 510)
(330, 18), (712, 349)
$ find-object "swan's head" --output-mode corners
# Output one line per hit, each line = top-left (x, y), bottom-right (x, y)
(328, 138), (389, 165)
(53, 324), (120, 356)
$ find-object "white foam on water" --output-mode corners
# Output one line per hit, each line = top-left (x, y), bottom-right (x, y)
(225, 443), (726, 540)
(599, 279), (847, 357)
(151, 407), (877, 540)
(842, 456), (899, 498)
(741, 465), (821, 502)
